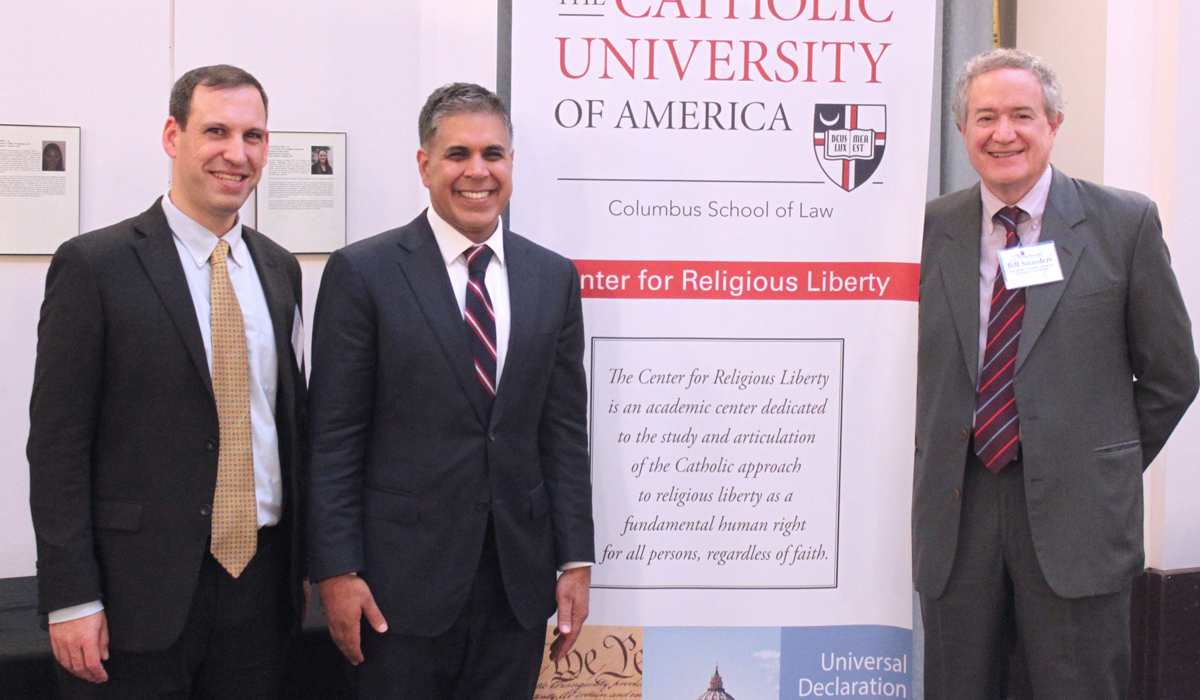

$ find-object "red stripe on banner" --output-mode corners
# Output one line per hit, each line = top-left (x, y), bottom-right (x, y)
(850, 105), (858, 129)
(842, 160), (851, 190)
(575, 260), (919, 301)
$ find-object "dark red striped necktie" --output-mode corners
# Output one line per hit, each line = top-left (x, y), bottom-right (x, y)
(464, 244), (498, 400)
(974, 206), (1024, 472)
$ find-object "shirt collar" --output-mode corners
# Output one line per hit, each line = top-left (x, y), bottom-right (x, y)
(426, 207), (506, 269)
(161, 191), (248, 270)
(980, 165), (1053, 227)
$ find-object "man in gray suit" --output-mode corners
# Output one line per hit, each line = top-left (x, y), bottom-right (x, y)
(915, 48), (1198, 699)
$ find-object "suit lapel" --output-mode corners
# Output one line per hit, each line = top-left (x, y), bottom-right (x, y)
(132, 199), (213, 397)
(1017, 168), (1086, 371)
(493, 230), (541, 415)
(937, 186), (985, 388)
(394, 214), (491, 425)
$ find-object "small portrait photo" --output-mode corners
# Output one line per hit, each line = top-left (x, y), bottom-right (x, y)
(311, 146), (333, 175)
(42, 141), (66, 172)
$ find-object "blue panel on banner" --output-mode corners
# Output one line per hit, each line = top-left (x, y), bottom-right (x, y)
(643, 627), (781, 700)
(780, 626), (912, 699)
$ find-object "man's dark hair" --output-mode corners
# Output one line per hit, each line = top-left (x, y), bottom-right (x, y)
(418, 83), (512, 149)
(169, 64), (268, 130)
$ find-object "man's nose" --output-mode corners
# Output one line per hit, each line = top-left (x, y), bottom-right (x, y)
(464, 154), (489, 177)
(993, 117), (1017, 141)
(223, 139), (248, 165)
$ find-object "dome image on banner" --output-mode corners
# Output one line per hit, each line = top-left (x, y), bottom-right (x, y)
(696, 666), (736, 700)
(812, 104), (888, 192)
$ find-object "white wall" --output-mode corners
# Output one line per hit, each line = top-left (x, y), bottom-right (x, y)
(1018, 0), (1108, 184)
(0, 0), (171, 578)
(1016, 0), (1200, 572)
(1104, 0), (1200, 571)
(0, 1), (495, 578)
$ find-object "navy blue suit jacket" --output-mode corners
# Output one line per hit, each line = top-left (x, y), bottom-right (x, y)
(307, 212), (593, 634)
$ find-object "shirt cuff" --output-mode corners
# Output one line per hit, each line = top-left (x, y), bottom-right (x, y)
(559, 561), (593, 571)
(48, 600), (105, 624)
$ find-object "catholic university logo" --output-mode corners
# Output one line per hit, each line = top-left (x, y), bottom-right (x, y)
(813, 104), (887, 192)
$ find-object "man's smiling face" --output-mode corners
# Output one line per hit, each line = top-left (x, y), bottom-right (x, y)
(418, 111), (513, 243)
(163, 84), (268, 235)
(961, 67), (1061, 205)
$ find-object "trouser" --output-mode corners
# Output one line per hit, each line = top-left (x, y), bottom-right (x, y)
(57, 524), (292, 700)
(921, 451), (1131, 700)
(356, 519), (546, 700)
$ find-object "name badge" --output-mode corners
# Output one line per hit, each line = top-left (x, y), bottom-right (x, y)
(998, 241), (1064, 289)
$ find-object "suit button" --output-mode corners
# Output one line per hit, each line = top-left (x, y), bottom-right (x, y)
(475, 502), (488, 512)
(205, 438), (218, 451)
(200, 504), (212, 517)
(959, 428), (969, 440)
(953, 489), (961, 500)
(488, 431), (496, 442)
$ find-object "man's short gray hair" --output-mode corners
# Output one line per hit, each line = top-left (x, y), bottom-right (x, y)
(952, 48), (1064, 129)
(418, 83), (512, 149)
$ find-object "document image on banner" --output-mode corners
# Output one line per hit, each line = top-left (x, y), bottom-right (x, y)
(0, 124), (80, 254)
(256, 131), (346, 253)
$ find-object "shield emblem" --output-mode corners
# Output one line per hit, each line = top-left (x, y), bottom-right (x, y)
(813, 104), (887, 192)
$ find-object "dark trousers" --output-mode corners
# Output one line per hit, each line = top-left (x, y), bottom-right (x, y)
(57, 525), (292, 700)
(920, 452), (1132, 700)
(356, 521), (546, 700)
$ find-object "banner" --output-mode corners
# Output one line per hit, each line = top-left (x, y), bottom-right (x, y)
(510, 2), (935, 697)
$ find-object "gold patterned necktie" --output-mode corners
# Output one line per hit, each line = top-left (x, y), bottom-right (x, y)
(209, 239), (256, 577)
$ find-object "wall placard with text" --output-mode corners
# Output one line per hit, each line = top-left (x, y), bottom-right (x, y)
(256, 131), (346, 253)
(0, 124), (81, 254)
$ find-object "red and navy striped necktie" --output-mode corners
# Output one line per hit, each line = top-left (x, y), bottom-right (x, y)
(464, 245), (498, 400)
(974, 206), (1025, 472)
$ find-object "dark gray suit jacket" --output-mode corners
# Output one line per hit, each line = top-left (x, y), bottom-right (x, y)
(307, 212), (593, 635)
(914, 168), (1198, 599)
(27, 199), (307, 652)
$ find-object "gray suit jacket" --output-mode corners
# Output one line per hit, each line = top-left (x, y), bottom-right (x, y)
(914, 168), (1198, 599)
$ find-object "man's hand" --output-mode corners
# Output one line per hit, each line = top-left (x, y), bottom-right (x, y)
(318, 573), (387, 665)
(49, 611), (109, 683)
(549, 566), (591, 662)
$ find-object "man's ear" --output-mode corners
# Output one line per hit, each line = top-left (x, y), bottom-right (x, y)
(162, 117), (181, 159)
(417, 148), (431, 188)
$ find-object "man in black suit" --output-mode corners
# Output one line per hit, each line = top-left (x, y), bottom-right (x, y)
(28, 64), (306, 699)
(915, 49), (1197, 699)
(308, 83), (594, 699)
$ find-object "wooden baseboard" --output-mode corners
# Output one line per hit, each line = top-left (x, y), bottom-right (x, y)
(1131, 567), (1200, 699)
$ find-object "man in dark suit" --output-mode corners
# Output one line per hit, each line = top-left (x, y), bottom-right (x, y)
(28, 65), (306, 699)
(308, 83), (593, 700)
(915, 48), (1199, 700)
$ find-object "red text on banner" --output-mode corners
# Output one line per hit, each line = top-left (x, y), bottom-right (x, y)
(576, 260), (919, 301)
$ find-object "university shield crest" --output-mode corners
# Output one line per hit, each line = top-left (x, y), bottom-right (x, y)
(813, 104), (887, 192)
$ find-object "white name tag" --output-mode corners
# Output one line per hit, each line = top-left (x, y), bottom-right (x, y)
(998, 241), (1064, 289)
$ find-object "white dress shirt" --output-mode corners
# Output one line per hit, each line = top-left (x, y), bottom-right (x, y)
(50, 194), (284, 624)
(976, 165), (1054, 377)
